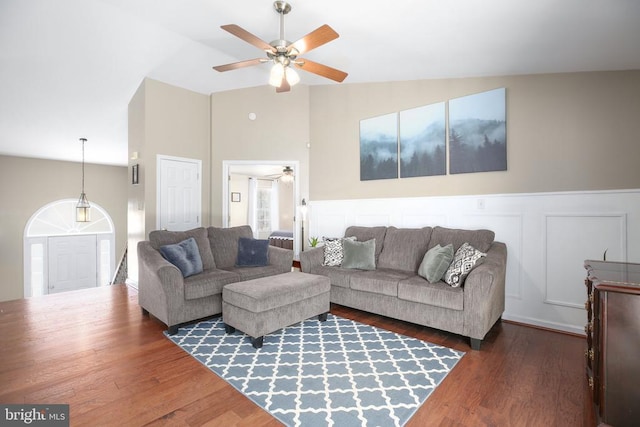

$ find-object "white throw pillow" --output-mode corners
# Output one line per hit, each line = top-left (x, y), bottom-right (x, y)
(322, 236), (356, 266)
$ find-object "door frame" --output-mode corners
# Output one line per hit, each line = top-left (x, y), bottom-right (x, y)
(222, 160), (300, 256)
(156, 154), (202, 230)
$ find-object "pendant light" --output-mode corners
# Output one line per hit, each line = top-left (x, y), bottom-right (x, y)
(76, 138), (91, 222)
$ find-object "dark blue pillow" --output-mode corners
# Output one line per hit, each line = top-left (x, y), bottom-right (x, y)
(236, 237), (270, 267)
(159, 237), (203, 278)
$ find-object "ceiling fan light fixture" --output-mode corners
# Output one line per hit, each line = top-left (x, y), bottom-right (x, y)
(269, 62), (285, 87)
(213, 1), (348, 92)
(285, 67), (300, 86)
(280, 165), (294, 182)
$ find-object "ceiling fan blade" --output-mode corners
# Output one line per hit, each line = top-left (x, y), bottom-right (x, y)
(221, 24), (275, 53)
(213, 58), (264, 72)
(295, 59), (348, 83)
(288, 24), (339, 55)
(276, 78), (291, 93)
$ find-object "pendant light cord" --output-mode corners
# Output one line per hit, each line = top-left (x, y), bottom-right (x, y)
(80, 137), (86, 193)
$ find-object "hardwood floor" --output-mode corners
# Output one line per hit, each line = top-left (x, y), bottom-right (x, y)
(0, 285), (595, 426)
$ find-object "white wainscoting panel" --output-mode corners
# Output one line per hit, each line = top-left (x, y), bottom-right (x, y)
(544, 213), (626, 309)
(308, 189), (640, 335)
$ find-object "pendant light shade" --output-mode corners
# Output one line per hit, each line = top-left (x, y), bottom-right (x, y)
(76, 138), (91, 222)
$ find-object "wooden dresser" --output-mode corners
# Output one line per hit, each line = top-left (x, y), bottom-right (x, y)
(584, 260), (640, 427)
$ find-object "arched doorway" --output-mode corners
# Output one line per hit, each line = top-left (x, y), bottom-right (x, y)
(24, 199), (115, 297)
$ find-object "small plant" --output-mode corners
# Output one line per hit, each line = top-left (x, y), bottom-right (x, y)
(308, 236), (320, 247)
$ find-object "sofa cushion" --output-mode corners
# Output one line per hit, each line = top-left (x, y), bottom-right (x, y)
(342, 239), (376, 270)
(398, 276), (464, 311)
(428, 226), (494, 252)
(344, 226), (387, 262)
(149, 227), (215, 270)
(418, 244), (454, 283)
(236, 237), (269, 267)
(444, 242), (487, 287)
(224, 265), (289, 282)
(159, 237), (203, 278)
(349, 268), (412, 297)
(208, 225), (253, 269)
(377, 227), (433, 272)
(183, 268), (240, 300)
(306, 265), (361, 289)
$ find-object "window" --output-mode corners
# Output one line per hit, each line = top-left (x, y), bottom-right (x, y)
(256, 186), (272, 234)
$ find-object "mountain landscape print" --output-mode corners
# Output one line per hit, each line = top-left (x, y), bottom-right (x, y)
(449, 88), (506, 174)
(360, 112), (398, 180)
(400, 102), (446, 178)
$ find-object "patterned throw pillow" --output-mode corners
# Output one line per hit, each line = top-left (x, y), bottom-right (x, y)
(322, 237), (356, 266)
(443, 242), (486, 287)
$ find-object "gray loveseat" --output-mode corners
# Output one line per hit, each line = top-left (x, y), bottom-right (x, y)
(300, 226), (507, 350)
(138, 225), (293, 334)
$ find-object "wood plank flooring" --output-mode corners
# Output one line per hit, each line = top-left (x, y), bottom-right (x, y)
(0, 285), (595, 426)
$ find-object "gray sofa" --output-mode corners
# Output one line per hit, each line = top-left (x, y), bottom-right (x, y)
(138, 225), (293, 334)
(300, 226), (507, 350)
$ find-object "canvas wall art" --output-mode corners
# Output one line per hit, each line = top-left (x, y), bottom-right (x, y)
(399, 102), (446, 178)
(360, 112), (398, 180)
(448, 88), (507, 174)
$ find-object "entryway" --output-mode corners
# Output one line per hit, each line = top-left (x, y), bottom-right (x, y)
(24, 199), (115, 298)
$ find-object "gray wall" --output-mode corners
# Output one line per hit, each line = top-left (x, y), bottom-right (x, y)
(127, 78), (211, 285)
(309, 70), (640, 200)
(210, 85), (310, 227)
(0, 155), (127, 301)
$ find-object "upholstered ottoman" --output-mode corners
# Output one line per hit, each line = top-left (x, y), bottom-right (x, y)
(222, 271), (330, 348)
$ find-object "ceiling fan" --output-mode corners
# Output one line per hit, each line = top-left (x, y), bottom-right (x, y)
(265, 166), (295, 182)
(212, 1), (348, 93)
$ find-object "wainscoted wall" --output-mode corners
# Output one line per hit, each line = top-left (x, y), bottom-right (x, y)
(307, 189), (640, 334)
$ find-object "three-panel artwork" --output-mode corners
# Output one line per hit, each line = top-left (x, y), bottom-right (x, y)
(360, 88), (506, 181)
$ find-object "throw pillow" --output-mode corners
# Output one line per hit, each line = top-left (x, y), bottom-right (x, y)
(322, 236), (356, 266)
(159, 237), (204, 278)
(418, 243), (454, 283)
(236, 237), (270, 267)
(444, 242), (487, 287)
(342, 239), (376, 270)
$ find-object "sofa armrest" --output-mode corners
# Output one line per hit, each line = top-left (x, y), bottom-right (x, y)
(268, 245), (294, 272)
(300, 247), (324, 273)
(137, 241), (186, 325)
(462, 241), (507, 341)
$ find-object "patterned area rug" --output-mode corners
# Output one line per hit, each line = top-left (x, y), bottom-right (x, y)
(166, 314), (464, 427)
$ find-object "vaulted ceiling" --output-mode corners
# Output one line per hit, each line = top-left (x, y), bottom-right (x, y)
(1, 0), (639, 166)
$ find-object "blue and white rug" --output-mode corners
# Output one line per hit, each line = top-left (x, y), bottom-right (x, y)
(166, 314), (464, 427)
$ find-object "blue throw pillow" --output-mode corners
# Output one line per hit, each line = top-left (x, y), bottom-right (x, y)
(159, 237), (204, 278)
(236, 237), (270, 267)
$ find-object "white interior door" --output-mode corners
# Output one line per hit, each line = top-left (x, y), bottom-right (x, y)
(48, 235), (97, 294)
(158, 156), (201, 231)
